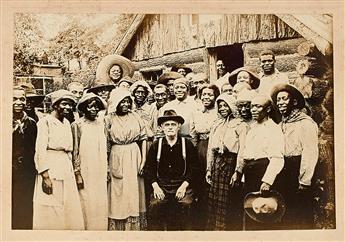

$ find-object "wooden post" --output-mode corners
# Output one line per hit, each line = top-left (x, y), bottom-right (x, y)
(208, 48), (217, 83)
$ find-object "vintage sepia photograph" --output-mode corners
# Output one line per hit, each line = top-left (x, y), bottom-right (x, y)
(1, 1), (344, 241)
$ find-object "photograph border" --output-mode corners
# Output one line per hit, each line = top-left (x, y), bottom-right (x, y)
(1, 0), (344, 241)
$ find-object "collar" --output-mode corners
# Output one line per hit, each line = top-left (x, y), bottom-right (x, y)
(259, 68), (280, 78)
(13, 112), (29, 134)
(162, 136), (182, 146)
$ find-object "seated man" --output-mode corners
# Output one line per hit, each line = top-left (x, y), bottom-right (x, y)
(144, 110), (198, 230)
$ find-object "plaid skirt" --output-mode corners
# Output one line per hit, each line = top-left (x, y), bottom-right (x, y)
(207, 152), (237, 230)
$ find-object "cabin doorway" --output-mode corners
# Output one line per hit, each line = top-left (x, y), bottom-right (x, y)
(207, 43), (244, 82)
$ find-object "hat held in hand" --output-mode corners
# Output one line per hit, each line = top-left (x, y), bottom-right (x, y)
(244, 190), (286, 223)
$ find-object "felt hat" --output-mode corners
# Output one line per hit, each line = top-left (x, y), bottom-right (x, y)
(228, 67), (260, 89)
(244, 190), (286, 223)
(270, 83), (305, 109)
(48, 89), (76, 106)
(96, 54), (135, 84)
(157, 71), (184, 86)
(86, 78), (116, 94)
(76, 92), (107, 113)
(157, 109), (185, 126)
(18, 82), (45, 105)
(171, 64), (192, 74)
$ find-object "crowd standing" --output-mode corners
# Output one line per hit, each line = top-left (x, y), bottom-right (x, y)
(12, 49), (319, 231)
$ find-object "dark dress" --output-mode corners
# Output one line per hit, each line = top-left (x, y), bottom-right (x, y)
(12, 114), (37, 229)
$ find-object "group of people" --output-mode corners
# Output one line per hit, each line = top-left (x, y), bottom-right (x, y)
(12, 49), (318, 231)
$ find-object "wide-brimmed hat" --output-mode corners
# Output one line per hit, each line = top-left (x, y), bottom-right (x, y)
(171, 64), (192, 74)
(157, 71), (184, 86)
(270, 83), (305, 109)
(96, 54), (135, 84)
(18, 82), (45, 105)
(157, 109), (185, 126)
(76, 92), (107, 113)
(48, 89), (76, 106)
(228, 67), (260, 89)
(244, 190), (286, 223)
(86, 78), (116, 94)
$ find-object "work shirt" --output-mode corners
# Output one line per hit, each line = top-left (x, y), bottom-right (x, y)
(281, 110), (319, 186)
(241, 118), (285, 186)
(145, 137), (197, 185)
(190, 107), (219, 146)
(258, 69), (289, 96)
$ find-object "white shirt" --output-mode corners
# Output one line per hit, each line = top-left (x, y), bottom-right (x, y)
(258, 69), (289, 96)
(242, 118), (285, 185)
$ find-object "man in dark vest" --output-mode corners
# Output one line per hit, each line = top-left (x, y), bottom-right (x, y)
(144, 110), (198, 230)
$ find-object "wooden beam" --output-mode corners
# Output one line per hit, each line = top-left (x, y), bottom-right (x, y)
(132, 48), (204, 70)
(114, 14), (146, 55)
(276, 14), (332, 56)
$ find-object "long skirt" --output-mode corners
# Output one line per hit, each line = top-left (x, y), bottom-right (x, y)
(207, 152), (242, 230)
(108, 142), (146, 230)
(33, 150), (84, 230)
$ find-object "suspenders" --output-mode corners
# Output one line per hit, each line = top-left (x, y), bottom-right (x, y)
(156, 137), (187, 179)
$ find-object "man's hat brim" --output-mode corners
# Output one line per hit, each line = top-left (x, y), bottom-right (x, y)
(271, 83), (305, 109)
(244, 190), (286, 223)
(171, 65), (192, 74)
(228, 67), (260, 89)
(157, 72), (184, 86)
(158, 115), (184, 126)
(86, 84), (116, 94)
(26, 94), (45, 105)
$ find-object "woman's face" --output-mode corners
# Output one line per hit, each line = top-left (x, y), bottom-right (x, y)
(201, 88), (215, 109)
(237, 71), (252, 85)
(84, 99), (100, 121)
(134, 86), (147, 105)
(13, 89), (26, 114)
(218, 100), (231, 118)
(109, 64), (123, 82)
(55, 99), (74, 118)
(117, 97), (132, 115)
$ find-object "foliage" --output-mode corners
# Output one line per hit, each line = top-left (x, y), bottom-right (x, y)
(13, 13), (46, 75)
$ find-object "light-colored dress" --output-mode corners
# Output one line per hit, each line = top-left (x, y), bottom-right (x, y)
(33, 114), (84, 230)
(105, 111), (147, 230)
(71, 117), (108, 230)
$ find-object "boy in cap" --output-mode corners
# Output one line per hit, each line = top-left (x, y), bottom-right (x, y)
(144, 110), (198, 230)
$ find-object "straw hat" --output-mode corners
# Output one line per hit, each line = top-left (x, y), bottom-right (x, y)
(244, 190), (286, 223)
(96, 54), (135, 84)
(270, 83), (305, 109)
(47, 90), (76, 106)
(228, 67), (260, 89)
